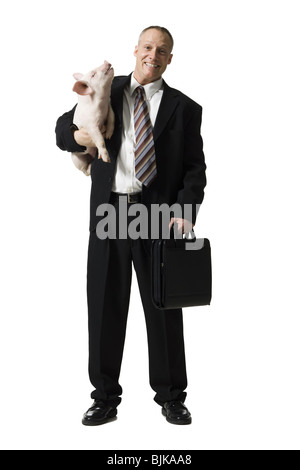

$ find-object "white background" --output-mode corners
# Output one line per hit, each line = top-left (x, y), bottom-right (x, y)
(0, 0), (299, 450)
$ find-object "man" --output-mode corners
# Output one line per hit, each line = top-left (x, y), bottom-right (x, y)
(55, 26), (207, 426)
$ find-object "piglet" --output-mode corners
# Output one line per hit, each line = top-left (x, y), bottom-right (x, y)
(71, 60), (115, 175)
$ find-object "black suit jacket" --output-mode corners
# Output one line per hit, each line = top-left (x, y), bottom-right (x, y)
(55, 74), (207, 231)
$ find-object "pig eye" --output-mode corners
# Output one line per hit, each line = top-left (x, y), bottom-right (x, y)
(91, 71), (96, 78)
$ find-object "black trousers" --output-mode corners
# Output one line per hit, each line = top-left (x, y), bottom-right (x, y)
(86, 198), (187, 406)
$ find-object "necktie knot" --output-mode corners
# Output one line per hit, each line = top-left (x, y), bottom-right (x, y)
(134, 86), (146, 109)
(136, 86), (145, 95)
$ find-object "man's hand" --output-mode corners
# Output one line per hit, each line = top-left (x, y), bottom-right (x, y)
(169, 218), (194, 235)
(74, 125), (108, 148)
(74, 128), (95, 148)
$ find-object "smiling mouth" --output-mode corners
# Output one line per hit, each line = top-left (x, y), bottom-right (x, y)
(144, 62), (160, 69)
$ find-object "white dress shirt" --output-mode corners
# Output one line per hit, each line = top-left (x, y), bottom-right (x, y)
(112, 75), (164, 194)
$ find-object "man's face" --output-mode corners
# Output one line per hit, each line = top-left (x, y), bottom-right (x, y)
(133, 29), (173, 85)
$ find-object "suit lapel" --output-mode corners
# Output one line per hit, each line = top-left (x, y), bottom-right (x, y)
(153, 81), (180, 141)
(111, 74), (132, 124)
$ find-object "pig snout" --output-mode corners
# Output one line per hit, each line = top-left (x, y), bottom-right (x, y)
(99, 61), (112, 73)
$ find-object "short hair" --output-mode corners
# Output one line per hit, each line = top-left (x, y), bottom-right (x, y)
(138, 26), (174, 51)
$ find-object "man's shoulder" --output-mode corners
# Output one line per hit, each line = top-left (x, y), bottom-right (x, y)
(165, 83), (202, 112)
(112, 75), (131, 89)
(113, 75), (129, 82)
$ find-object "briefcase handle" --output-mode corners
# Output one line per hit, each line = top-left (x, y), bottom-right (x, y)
(169, 226), (206, 251)
(184, 230), (196, 240)
(170, 225), (196, 242)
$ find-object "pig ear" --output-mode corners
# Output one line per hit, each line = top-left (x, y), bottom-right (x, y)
(73, 73), (84, 80)
(72, 80), (93, 96)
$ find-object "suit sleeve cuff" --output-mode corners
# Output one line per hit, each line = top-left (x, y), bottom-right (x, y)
(64, 124), (87, 153)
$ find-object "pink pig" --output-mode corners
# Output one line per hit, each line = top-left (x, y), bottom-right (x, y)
(71, 61), (115, 175)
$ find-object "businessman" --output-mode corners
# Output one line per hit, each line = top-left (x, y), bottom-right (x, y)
(55, 26), (207, 426)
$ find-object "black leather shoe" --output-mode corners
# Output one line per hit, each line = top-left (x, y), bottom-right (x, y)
(162, 401), (192, 425)
(82, 400), (118, 426)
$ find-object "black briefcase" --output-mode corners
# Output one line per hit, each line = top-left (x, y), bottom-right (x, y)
(151, 235), (212, 309)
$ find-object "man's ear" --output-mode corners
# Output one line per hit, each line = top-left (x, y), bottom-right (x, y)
(133, 45), (138, 58)
(72, 80), (93, 96)
(168, 54), (173, 65)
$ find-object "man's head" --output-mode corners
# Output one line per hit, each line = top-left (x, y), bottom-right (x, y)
(133, 26), (174, 85)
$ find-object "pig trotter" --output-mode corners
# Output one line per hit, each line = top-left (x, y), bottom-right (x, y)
(98, 149), (111, 163)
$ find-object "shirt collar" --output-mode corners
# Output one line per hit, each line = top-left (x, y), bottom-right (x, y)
(129, 75), (163, 101)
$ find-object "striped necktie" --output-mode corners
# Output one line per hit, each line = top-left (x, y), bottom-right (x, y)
(134, 86), (157, 187)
